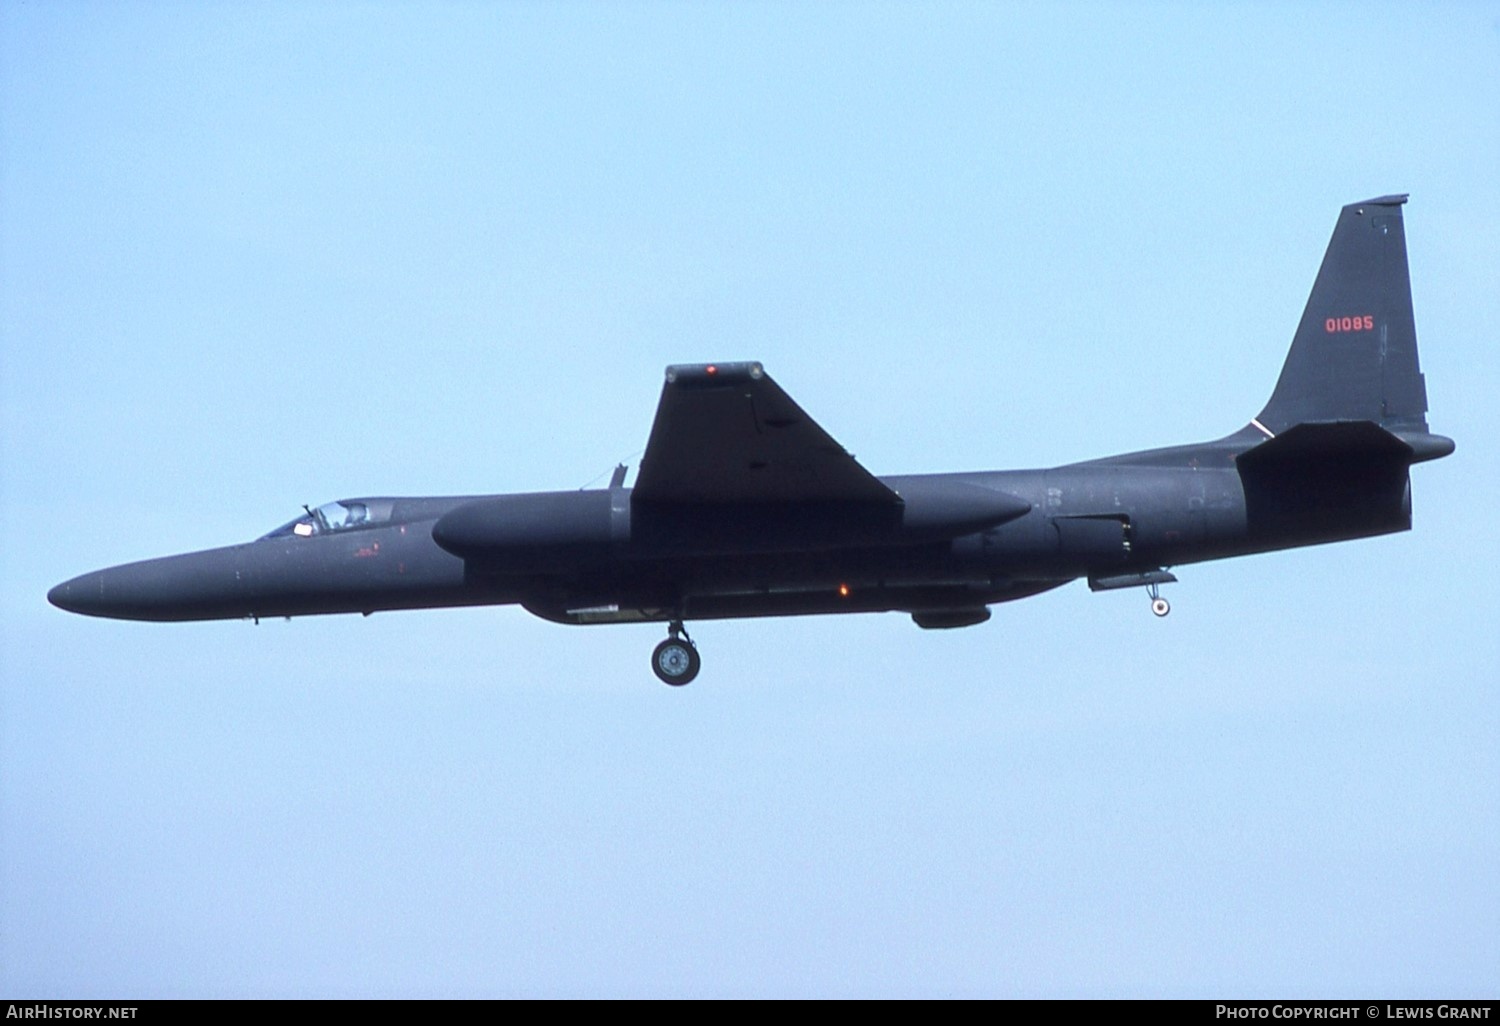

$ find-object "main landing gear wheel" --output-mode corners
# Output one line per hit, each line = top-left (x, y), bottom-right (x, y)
(652, 621), (700, 686)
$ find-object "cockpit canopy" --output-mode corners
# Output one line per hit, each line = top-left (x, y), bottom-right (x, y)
(262, 499), (393, 540)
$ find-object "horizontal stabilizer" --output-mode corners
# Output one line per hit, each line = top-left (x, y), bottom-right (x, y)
(1236, 421), (1413, 545)
(1388, 430), (1456, 464)
(1236, 420), (1414, 469)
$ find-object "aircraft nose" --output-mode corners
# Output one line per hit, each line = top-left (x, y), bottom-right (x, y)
(48, 564), (181, 620)
(48, 573), (107, 616)
(48, 549), (249, 621)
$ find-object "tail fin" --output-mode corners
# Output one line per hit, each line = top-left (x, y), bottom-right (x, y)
(1255, 195), (1431, 436)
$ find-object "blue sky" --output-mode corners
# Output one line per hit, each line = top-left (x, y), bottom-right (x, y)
(3, 2), (1497, 997)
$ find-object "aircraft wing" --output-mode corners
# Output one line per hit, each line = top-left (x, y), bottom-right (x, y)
(632, 362), (899, 505)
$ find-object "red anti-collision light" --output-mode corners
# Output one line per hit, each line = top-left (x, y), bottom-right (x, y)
(706, 365), (717, 375)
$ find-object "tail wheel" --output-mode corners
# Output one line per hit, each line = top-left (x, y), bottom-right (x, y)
(1151, 597), (1170, 617)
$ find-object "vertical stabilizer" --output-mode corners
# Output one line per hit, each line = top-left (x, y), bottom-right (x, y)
(1256, 195), (1430, 435)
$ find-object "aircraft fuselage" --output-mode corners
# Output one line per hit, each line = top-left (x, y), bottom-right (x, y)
(48, 427), (1444, 627)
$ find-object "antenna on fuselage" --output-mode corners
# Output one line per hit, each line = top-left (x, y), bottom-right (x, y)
(579, 451), (641, 490)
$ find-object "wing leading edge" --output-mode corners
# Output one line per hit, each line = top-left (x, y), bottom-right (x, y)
(632, 362), (900, 506)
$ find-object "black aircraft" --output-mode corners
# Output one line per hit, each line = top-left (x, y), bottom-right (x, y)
(50, 196), (1453, 685)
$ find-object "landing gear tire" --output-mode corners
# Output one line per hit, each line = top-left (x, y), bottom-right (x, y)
(652, 636), (700, 686)
(1146, 579), (1171, 618)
